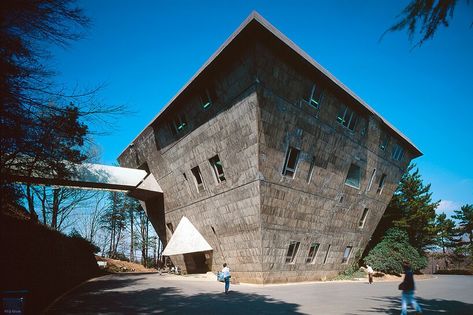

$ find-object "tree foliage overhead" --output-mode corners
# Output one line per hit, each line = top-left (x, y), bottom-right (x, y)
(0, 0), (125, 217)
(386, 0), (470, 47)
(364, 228), (428, 274)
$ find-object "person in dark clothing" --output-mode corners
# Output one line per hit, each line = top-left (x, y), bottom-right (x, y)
(399, 261), (422, 315)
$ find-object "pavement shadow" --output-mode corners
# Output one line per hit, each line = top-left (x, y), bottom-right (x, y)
(348, 295), (473, 315)
(45, 276), (303, 314)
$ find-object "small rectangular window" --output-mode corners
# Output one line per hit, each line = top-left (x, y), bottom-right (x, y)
(166, 223), (174, 233)
(345, 163), (361, 189)
(306, 84), (324, 109)
(200, 90), (212, 110)
(377, 174), (386, 194)
(282, 147), (300, 178)
(380, 133), (389, 151)
(337, 105), (357, 131)
(285, 241), (300, 264)
(306, 243), (320, 264)
(358, 208), (369, 228)
(169, 113), (188, 135)
(366, 169), (376, 192)
(209, 155), (226, 183)
(191, 166), (205, 192)
(323, 244), (331, 264)
(307, 156), (316, 183)
(342, 246), (353, 264)
(392, 144), (404, 161)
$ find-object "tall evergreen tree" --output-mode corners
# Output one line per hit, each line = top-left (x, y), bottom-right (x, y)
(452, 204), (473, 256)
(365, 164), (439, 255)
(435, 212), (457, 268)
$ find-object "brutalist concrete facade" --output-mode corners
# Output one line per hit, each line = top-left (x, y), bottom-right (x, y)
(118, 12), (422, 284)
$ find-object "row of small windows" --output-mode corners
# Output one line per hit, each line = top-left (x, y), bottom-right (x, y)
(302, 84), (406, 156)
(186, 154), (226, 193)
(285, 242), (353, 265)
(282, 147), (388, 194)
(168, 90), (214, 136)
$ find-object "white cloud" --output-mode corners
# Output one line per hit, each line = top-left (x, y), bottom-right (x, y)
(436, 200), (461, 217)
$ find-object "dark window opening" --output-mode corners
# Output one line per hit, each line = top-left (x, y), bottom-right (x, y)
(306, 84), (324, 109)
(285, 241), (300, 264)
(380, 133), (389, 151)
(358, 208), (369, 228)
(191, 166), (204, 192)
(282, 147), (300, 178)
(342, 246), (353, 264)
(209, 155), (226, 183)
(323, 245), (331, 264)
(183, 173), (188, 181)
(377, 173), (387, 194)
(169, 113), (188, 135)
(307, 156), (316, 183)
(337, 105), (358, 131)
(200, 90), (212, 110)
(366, 169), (376, 192)
(306, 243), (320, 264)
(392, 144), (404, 161)
(345, 163), (361, 189)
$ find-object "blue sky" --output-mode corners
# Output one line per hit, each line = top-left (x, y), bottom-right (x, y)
(49, 0), (473, 216)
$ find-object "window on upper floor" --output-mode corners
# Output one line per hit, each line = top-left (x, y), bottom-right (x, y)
(342, 246), (353, 264)
(200, 90), (212, 110)
(337, 105), (358, 131)
(285, 241), (300, 264)
(380, 132), (389, 151)
(377, 173), (387, 194)
(191, 166), (205, 192)
(306, 243), (320, 264)
(282, 146), (300, 178)
(209, 155), (226, 183)
(305, 83), (324, 109)
(366, 169), (376, 192)
(358, 208), (369, 228)
(169, 113), (188, 136)
(307, 156), (316, 183)
(345, 163), (361, 189)
(392, 143), (404, 161)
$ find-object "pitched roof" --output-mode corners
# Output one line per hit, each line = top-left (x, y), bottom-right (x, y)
(121, 11), (421, 157)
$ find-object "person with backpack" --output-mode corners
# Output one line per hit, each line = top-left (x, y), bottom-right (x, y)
(222, 263), (231, 294)
(399, 261), (423, 315)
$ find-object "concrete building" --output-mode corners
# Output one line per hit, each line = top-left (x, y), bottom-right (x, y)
(118, 12), (422, 284)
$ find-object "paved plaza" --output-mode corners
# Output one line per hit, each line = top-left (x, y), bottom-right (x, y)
(46, 274), (473, 314)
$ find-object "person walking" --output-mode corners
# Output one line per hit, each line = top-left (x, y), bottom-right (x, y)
(366, 265), (374, 284)
(222, 263), (231, 294)
(399, 261), (422, 315)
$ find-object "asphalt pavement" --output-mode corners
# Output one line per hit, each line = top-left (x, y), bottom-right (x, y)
(45, 273), (473, 314)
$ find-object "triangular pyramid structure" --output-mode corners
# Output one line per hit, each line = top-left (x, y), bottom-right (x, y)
(162, 216), (212, 256)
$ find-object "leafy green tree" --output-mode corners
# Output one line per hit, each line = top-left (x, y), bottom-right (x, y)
(452, 204), (473, 256)
(364, 228), (427, 274)
(385, 0), (471, 47)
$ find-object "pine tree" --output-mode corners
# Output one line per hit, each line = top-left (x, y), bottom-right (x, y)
(452, 204), (473, 257)
(435, 212), (457, 268)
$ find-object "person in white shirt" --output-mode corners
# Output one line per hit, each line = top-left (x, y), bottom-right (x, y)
(222, 263), (231, 294)
(366, 265), (374, 284)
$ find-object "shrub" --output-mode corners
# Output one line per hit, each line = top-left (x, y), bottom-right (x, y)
(364, 228), (427, 274)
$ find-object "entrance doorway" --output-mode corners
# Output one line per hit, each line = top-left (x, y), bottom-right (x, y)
(183, 251), (211, 273)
